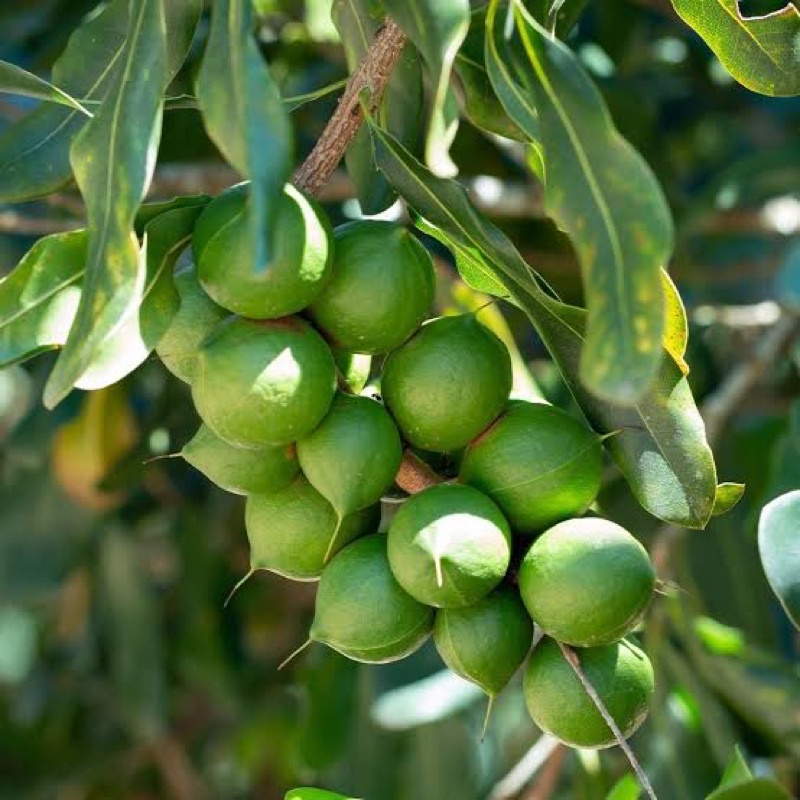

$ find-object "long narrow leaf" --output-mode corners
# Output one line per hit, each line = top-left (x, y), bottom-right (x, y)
(196, 0), (292, 272)
(0, 0), (200, 203)
(487, 1), (674, 404)
(44, 0), (168, 408)
(0, 60), (90, 115)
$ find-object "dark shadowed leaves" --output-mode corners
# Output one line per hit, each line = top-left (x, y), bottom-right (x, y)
(370, 120), (716, 528)
(758, 490), (800, 631)
(671, 0), (800, 97)
(196, 0), (292, 271)
(44, 0), (168, 408)
(99, 528), (166, 740)
(454, 8), (524, 141)
(383, 0), (469, 177)
(0, 0), (200, 202)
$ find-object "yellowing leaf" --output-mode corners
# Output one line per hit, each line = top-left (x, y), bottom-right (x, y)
(672, 0), (800, 97)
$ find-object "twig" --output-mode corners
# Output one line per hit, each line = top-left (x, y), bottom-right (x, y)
(147, 735), (209, 800)
(702, 312), (800, 446)
(394, 448), (443, 494)
(557, 642), (657, 800)
(488, 735), (562, 800)
(523, 743), (567, 800)
(292, 19), (407, 195)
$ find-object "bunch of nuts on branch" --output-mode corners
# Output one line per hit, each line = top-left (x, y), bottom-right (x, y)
(156, 181), (656, 748)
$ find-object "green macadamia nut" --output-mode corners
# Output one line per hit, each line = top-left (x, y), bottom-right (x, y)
(381, 314), (513, 452)
(194, 182), (333, 319)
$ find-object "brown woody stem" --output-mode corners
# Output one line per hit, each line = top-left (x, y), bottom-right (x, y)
(291, 16), (443, 496)
(394, 449), (443, 494)
(292, 19), (406, 196)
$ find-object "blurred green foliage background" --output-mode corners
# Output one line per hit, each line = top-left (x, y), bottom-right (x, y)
(1, 1), (799, 798)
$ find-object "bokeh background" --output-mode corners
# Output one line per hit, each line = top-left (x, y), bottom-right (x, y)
(1, 1), (799, 798)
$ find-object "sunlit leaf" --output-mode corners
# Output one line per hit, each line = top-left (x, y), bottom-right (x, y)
(44, 0), (168, 408)
(370, 119), (716, 528)
(75, 202), (207, 390)
(662, 270), (689, 376)
(487, 1), (674, 404)
(711, 483), (745, 516)
(758, 490), (800, 631)
(0, 0), (200, 202)
(671, 0), (800, 97)
(285, 790), (360, 800)
(0, 231), (86, 368)
(606, 773), (640, 800)
(718, 746), (753, 786)
(196, 0), (292, 272)
(383, 0), (470, 177)
(0, 59), (90, 115)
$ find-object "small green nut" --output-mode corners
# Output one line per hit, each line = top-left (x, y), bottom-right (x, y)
(298, 392), (402, 517)
(518, 517), (656, 647)
(182, 424), (299, 495)
(434, 587), (533, 699)
(245, 477), (380, 581)
(311, 534), (434, 663)
(387, 484), (512, 608)
(381, 315), (512, 452)
(192, 316), (336, 448)
(523, 637), (654, 749)
(155, 261), (228, 383)
(194, 183), (333, 319)
(459, 401), (602, 535)
(309, 220), (435, 354)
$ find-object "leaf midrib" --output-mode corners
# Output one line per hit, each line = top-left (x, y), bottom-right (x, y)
(512, 7), (632, 366)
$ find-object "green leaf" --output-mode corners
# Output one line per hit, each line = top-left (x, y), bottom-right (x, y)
(758, 490), (800, 631)
(383, 0), (470, 177)
(671, 0), (800, 97)
(0, 231), (87, 368)
(718, 746), (753, 787)
(606, 774), (640, 800)
(369, 120), (717, 528)
(712, 483), (745, 516)
(662, 270), (689, 376)
(488, 2), (674, 404)
(0, 0), (200, 203)
(43, 0), (168, 409)
(75, 202), (207, 390)
(706, 779), (792, 800)
(285, 790), (360, 800)
(99, 528), (166, 740)
(0, 60), (90, 115)
(454, 9), (525, 141)
(196, 0), (292, 272)
(332, 0), (423, 214)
